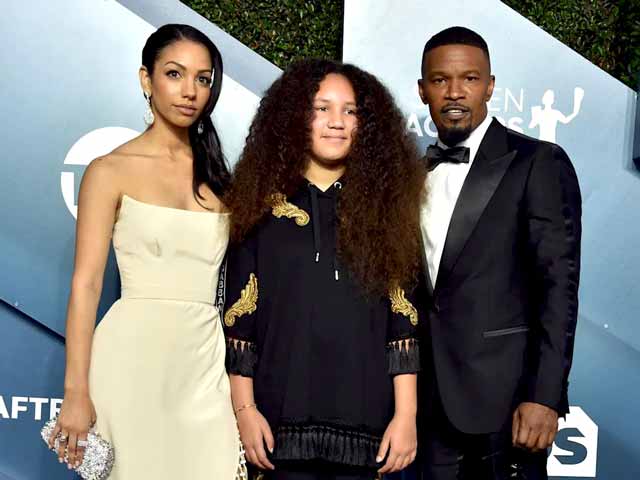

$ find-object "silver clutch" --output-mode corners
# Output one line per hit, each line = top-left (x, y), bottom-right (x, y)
(41, 416), (115, 480)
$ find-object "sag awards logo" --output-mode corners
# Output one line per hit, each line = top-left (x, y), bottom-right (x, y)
(548, 406), (599, 478)
(407, 87), (585, 143)
(61, 127), (140, 218)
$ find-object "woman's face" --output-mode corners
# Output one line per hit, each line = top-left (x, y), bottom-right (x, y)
(141, 39), (213, 128)
(308, 73), (358, 166)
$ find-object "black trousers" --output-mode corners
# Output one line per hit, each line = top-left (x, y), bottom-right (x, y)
(250, 461), (379, 480)
(418, 393), (548, 480)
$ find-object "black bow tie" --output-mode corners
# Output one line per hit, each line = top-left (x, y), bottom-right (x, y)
(425, 145), (470, 171)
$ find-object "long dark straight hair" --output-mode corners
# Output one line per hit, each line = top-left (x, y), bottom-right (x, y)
(142, 24), (230, 201)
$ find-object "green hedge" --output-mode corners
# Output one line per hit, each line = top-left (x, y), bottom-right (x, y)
(503, 0), (640, 90)
(182, 0), (342, 67)
(181, 0), (639, 90)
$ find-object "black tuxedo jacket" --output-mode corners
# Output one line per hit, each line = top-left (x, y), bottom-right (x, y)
(419, 119), (582, 435)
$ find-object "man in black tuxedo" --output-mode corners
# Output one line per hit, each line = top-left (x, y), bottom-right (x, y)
(416, 27), (581, 479)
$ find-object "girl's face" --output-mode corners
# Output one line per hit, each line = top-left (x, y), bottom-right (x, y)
(141, 39), (213, 129)
(308, 73), (358, 166)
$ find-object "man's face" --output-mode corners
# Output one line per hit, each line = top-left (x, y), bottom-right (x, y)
(418, 44), (495, 146)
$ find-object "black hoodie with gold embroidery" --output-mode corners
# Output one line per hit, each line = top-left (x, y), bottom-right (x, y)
(221, 179), (420, 470)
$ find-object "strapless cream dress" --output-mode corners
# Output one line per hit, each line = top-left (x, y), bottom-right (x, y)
(88, 195), (244, 479)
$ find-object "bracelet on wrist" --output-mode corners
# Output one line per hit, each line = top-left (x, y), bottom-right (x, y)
(234, 403), (257, 414)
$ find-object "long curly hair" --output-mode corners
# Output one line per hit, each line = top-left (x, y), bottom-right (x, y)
(225, 59), (426, 295)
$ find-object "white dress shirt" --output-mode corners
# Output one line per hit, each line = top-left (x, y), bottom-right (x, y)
(420, 114), (495, 286)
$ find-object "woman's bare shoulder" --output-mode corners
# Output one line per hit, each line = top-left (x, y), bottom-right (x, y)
(87, 137), (152, 178)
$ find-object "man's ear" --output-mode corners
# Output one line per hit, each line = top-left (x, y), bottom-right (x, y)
(485, 75), (496, 102)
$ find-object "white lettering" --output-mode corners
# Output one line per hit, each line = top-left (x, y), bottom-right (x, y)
(0, 395), (64, 421)
(406, 113), (423, 137)
(505, 88), (524, 113)
(0, 396), (9, 419)
(50, 398), (63, 420)
(62, 127), (140, 219)
(11, 396), (29, 419)
(492, 116), (524, 133)
(547, 406), (598, 477)
(30, 397), (49, 421)
(424, 117), (438, 138)
(507, 117), (524, 133)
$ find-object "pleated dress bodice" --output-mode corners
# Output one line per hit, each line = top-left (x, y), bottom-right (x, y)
(113, 194), (228, 305)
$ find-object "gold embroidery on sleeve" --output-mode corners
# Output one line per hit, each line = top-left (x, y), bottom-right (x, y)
(271, 193), (310, 226)
(389, 286), (419, 326)
(224, 273), (258, 327)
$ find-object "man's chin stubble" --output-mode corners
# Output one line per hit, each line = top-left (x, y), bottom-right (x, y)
(439, 124), (472, 147)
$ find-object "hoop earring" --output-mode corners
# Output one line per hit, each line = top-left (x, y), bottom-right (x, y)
(197, 120), (204, 135)
(143, 92), (155, 126)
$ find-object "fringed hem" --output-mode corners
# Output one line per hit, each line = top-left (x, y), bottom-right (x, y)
(386, 338), (420, 375)
(226, 338), (258, 377)
(272, 424), (382, 468)
(236, 435), (248, 479)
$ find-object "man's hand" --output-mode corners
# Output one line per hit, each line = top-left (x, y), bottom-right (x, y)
(512, 402), (559, 452)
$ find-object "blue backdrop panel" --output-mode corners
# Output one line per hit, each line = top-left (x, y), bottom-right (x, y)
(0, 303), (65, 479)
(343, 1), (639, 478)
(0, 1), (280, 478)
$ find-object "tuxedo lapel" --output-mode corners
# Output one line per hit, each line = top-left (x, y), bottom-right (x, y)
(436, 120), (516, 288)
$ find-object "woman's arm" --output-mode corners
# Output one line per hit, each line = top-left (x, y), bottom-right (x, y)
(377, 285), (421, 474)
(229, 374), (274, 470)
(393, 372), (418, 418)
(223, 233), (275, 470)
(377, 373), (418, 474)
(49, 157), (120, 468)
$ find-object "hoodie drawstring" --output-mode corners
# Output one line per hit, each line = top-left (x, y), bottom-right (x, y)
(308, 181), (342, 281)
(332, 181), (342, 280)
(309, 184), (321, 263)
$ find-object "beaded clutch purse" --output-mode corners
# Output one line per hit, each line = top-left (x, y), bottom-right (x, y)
(41, 416), (115, 480)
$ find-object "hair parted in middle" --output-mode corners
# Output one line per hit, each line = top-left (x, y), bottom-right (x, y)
(225, 59), (426, 295)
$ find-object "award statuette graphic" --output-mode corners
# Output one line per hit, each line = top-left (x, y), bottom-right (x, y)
(529, 87), (585, 142)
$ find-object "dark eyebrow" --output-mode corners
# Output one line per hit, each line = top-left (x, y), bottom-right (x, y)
(164, 61), (186, 69)
(314, 98), (357, 106)
(164, 61), (212, 74)
(429, 69), (481, 77)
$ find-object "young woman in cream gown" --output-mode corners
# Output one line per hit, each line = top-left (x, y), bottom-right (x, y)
(48, 24), (245, 479)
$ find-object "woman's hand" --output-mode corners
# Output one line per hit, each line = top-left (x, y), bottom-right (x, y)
(376, 412), (418, 474)
(51, 157), (116, 468)
(48, 390), (96, 469)
(237, 406), (275, 470)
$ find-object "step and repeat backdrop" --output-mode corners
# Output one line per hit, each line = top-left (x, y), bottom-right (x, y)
(1, 0), (638, 479)
(343, 1), (639, 479)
